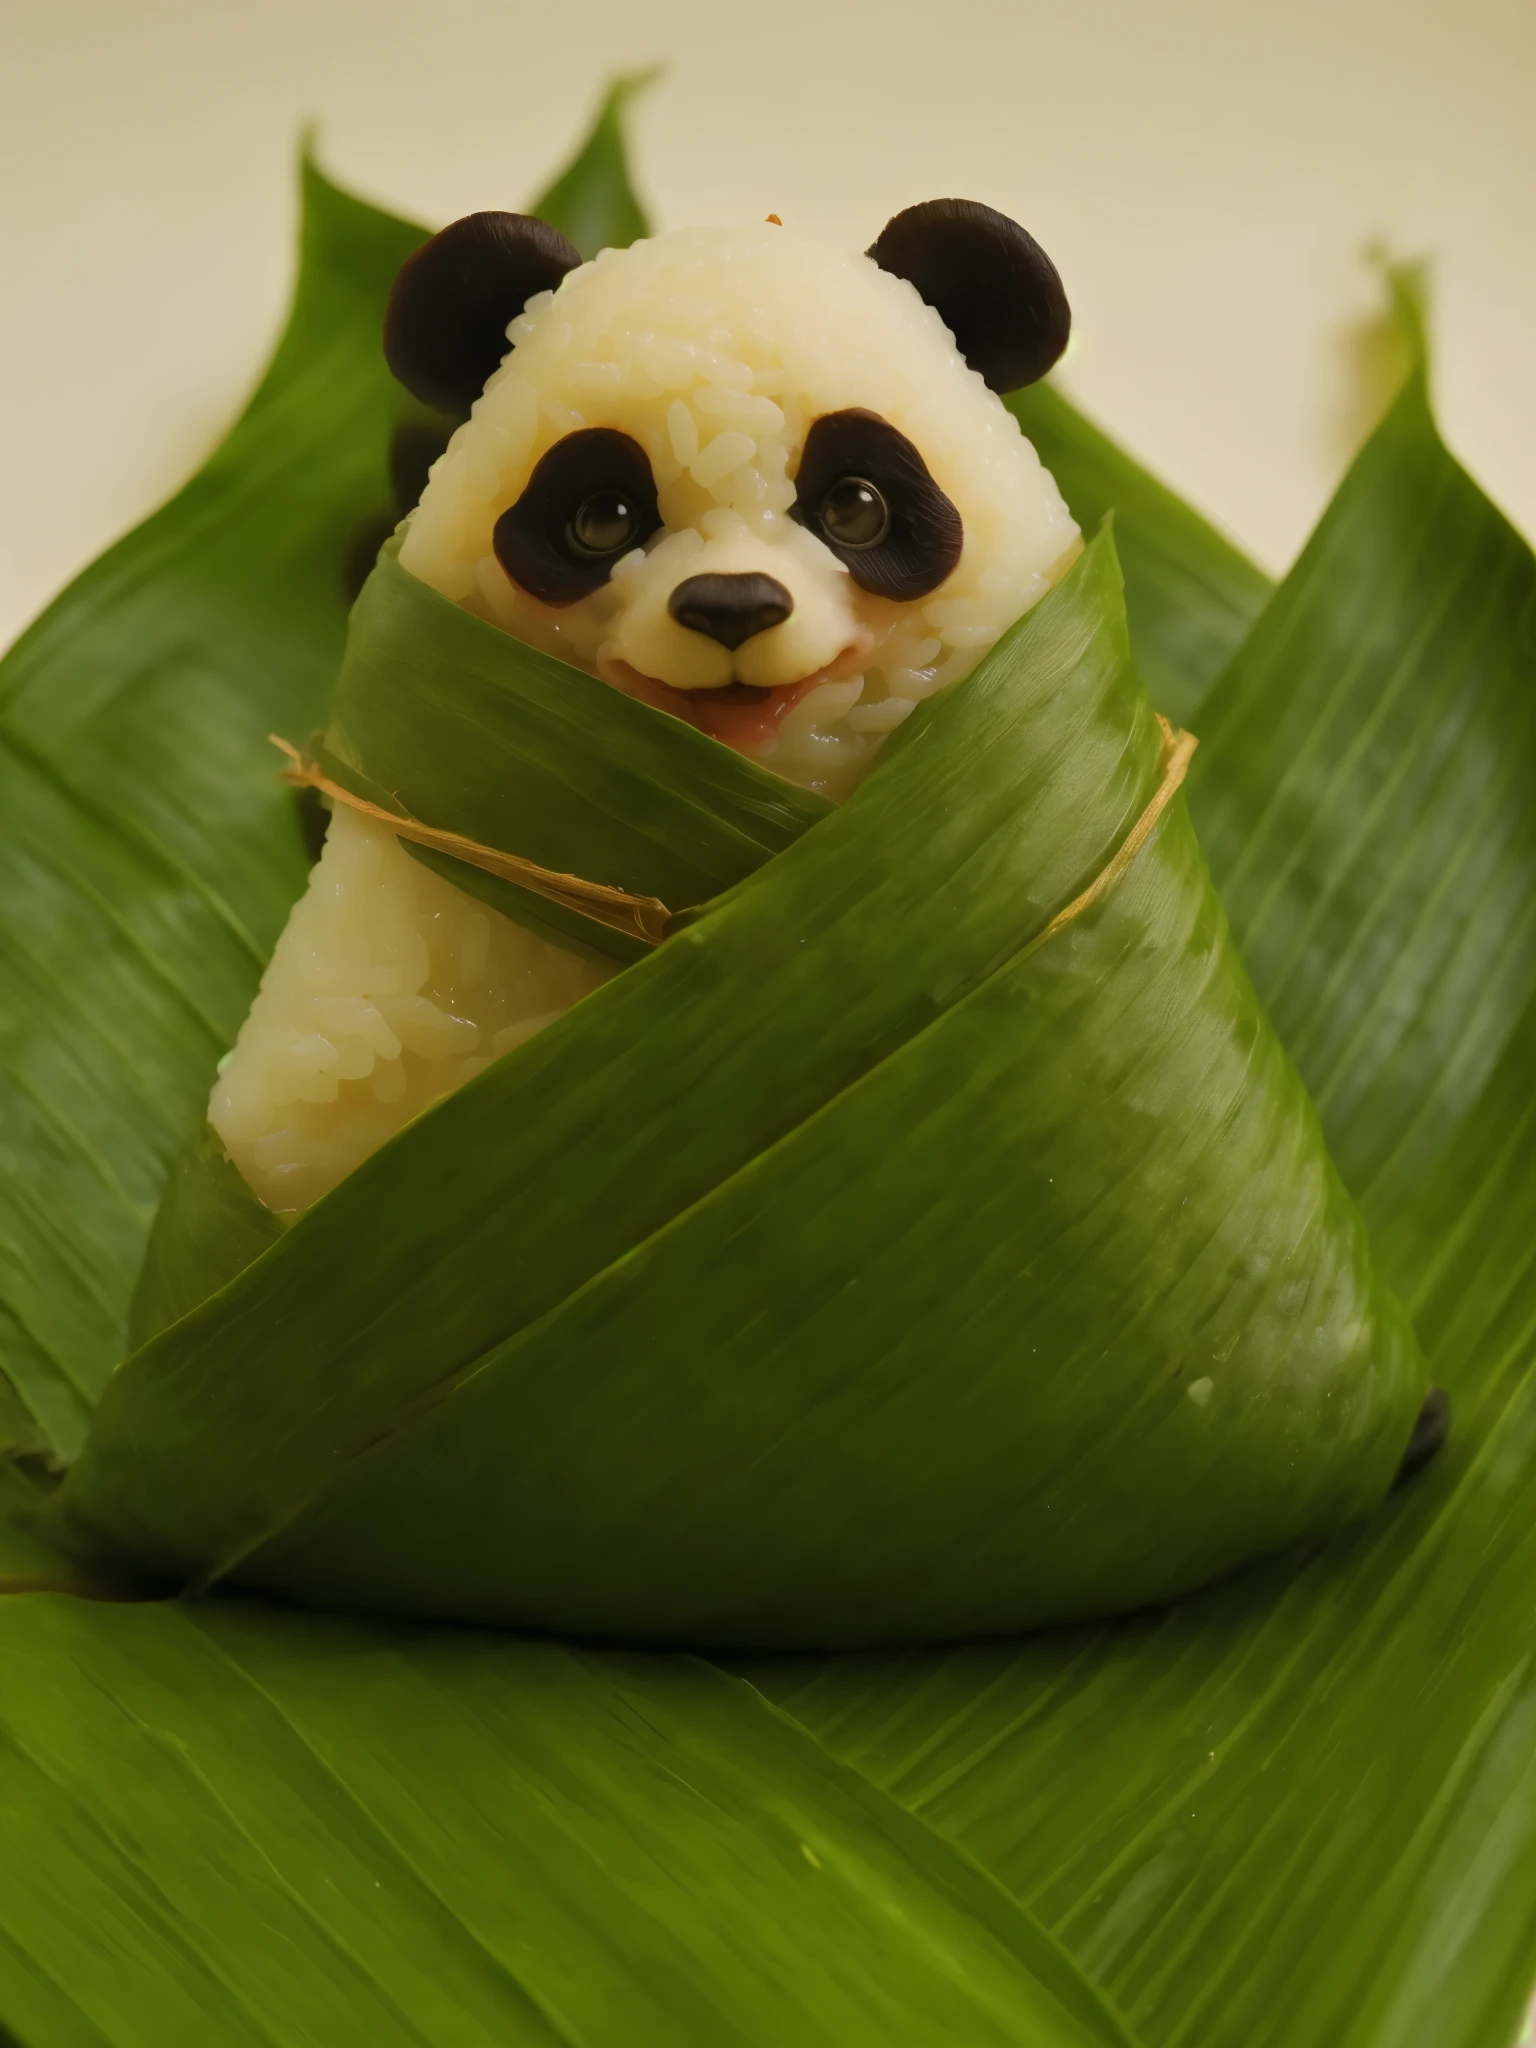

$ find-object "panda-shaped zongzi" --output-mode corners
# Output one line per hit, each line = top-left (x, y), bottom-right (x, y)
(212, 202), (1083, 1212)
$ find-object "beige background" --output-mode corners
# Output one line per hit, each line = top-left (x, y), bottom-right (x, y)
(2, 0), (1532, 652)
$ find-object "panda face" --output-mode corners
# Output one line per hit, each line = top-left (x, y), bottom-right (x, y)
(397, 213), (1081, 794)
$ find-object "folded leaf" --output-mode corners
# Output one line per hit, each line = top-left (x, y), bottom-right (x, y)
(0, 1590), (1140, 2048)
(0, 1465), (108, 1595)
(756, 370), (1536, 2047)
(325, 534), (830, 957)
(2, 90), (1488, 2048)
(0, 126), (1263, 1465)
(0, 80), (657, 1464)
(127, 1123), (283, 1352)
(0, 162), (423, 1461)
(58, 531), (1424, 1646)
(1006, 383), (1271, 726)
(131, 539), (834, 1338)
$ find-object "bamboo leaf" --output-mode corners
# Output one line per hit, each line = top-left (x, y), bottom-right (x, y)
(328, 536), (830, 957)
(753, 372), (1536, 2048)
(0, 80), (659, 1461)
(0, 85), (1483, 2048)
(127, 1124), (283, 1354)
(530, 70), (660, 256)
(0, 162), (422, 1459)
(0, 1590), (1140, 2048)
(0, 125), (1264, 1463)
(1006, 384), (1271, 725)
(0, 1467), (91, 1593)
(59, 532), (1423, 1648)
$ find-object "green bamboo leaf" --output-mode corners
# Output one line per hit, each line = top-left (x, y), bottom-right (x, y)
(0, 102), (1457, 2048)
(0, 1371), (50, 1469)
(1187, 367), (1533, 1248)
(0, 1590), (1139, 2048)
(58, 531), (1423, 1647)
(0, 121), (1265, 1463)
(1007, 383), (1271, 726)
(0, 78), (660, 1461)
(0, 1467), (85, 1593)
(530, 70), (660, 256)
(0, 161), (423, 1460)
(327, 535), (830, 954)
(130, 545), (834, 1341)
(755, 372), (1536, 2048)
(127, 1123), (283, 1353)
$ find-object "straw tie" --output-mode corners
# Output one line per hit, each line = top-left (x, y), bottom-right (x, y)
(271, 713), (1196, 953)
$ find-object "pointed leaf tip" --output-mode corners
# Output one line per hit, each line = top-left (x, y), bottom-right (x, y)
(530, 67), (662, 259)
(1371, 242), (1433, 374)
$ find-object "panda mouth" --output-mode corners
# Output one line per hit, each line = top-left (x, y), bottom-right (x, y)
(681, 679), (817, 747)
(600, 657), (854, 750)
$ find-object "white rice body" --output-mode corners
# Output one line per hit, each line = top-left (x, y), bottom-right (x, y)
(402, 219), (1081, 795)
(210, 808), (611, 1213)
(212, 218), (1081, 1213)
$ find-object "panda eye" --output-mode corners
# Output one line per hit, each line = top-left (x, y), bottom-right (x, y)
(790, 409), (962, 602)
(494, 427), (662, 606)
(568, 489), (646, 559)
(818, 478), (890, 550)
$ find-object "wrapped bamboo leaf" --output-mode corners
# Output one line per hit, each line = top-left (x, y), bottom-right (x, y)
(0, 127), (1267, 1470)
(320, 532), (831, 960)
(58, 527), (1427, 1645)
(10, 90), (1532, 2042)
(126, 537), (832, 1342)
(128, 1124), (284, 1353)
(1004, 382), (1271, 726)
(757, 359), (1536, 2047)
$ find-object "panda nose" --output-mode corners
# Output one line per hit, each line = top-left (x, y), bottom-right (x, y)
(668, 572), (794, 652)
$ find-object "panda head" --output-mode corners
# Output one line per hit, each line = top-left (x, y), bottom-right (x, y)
(390, 202), (1081, 795)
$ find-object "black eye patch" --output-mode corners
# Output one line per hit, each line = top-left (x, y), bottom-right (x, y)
(790, 409), (963, 602)
(492, 429), (662, 607)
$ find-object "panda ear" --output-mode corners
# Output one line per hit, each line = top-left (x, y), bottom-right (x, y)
(384, 212), (583, 415)
(868, 199), (1070, 393)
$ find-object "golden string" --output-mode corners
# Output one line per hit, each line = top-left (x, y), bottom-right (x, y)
(270, 736), (672, 947)
(270, 712), (1196, 956)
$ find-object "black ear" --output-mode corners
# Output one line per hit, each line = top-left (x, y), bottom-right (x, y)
(868, 199), (1070, 393)
(383, 212), (583, 415)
